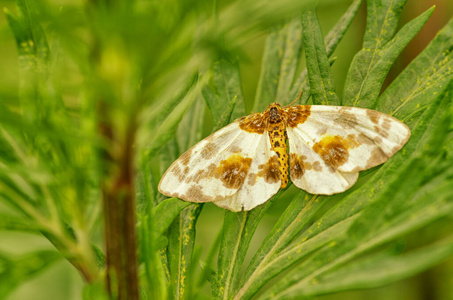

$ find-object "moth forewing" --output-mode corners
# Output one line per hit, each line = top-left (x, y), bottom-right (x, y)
(158, 121), (264, 202)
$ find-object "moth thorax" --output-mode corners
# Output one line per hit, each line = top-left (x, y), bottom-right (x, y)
(269, 107), (282, 123)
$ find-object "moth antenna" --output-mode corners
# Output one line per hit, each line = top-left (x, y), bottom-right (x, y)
(286, 89), (304, 107)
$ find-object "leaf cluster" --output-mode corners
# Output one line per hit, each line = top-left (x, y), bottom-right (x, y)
(0, 0), (452, 299)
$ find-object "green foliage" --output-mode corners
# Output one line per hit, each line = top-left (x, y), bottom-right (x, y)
(1, 0), (452, 299)
(302, 7), (339, 105)
(253, 18), (303, 112)
(0, 250), (61, 299)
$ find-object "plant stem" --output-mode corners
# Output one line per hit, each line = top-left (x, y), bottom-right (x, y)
(100, 107), (140, 299)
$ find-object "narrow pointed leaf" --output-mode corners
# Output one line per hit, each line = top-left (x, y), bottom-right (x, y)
(345, 7), (434, 108)
(377, 18), (453, 120)
(151, 198), (192, 241)
(289, 0), (362, 103)
(253, 19), (303, 112)
(343, 0), (408, 106)
(216, 192), (283, 299)
(168, 204), (203, 300)
(301, 235), (453, 296)
(145, 81), (201, 158)
(203, 60), (245, 123)
(324, 0), (363, 57)
(302, 8), (339, 105)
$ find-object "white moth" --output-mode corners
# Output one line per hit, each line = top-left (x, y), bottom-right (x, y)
(159, 103), (411, 211)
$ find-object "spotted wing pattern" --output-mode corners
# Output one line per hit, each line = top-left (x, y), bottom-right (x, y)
(158, 121), (262, 202)
(158, 114), (281, 211)
(159, 103), (411, 210)
(213, 132), (281, 211)
(287, 105), (411, 194)
(287, 126), (359, 194)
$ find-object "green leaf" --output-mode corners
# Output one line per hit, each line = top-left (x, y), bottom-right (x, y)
(253, 18), (303, 112)
(145, 80), (202, 158)
(146, 76), (198, 130)
(203, 60), (246, 124)
(4, 0), (49, 65)
(237, 192), (331, 299)
(0, 214), (40, 231)
(0, 250), (61, 299)
(288, 0), (362, 103)
(343, 6), (434, 108)
(136, 159), (158, 215)
(151, 197), (192, 241)
(196, 228), (223, 289)
(377, 18), (453, 120)
(92, 245), (106, 270)
(323, 0), (363, 58)
(342, 0), (408, 107)
(215, 191), (283, 299)
(177, 95), (206, 151)
(214, 96), (237, 130)
(302, 8), (339, 105)
(300, 235), (453, 296)
(138, 215), (169, 300)
(168, 204), (203, 300)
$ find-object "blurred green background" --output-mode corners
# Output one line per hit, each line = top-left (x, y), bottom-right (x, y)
(0, 0), (452, 299)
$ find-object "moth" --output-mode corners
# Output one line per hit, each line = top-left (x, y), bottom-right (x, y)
(158, 103), (411, 211)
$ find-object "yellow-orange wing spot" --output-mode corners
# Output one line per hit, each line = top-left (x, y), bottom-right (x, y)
(286, 126), (359, 195)
(214, 154), (252, 189)
(289, 153), (305, 179)
(212, 133), (281, 212)
(298, 105), (411, 173)
(289, 153), (323, 180)
(257, 156), (281, 184)
(312, 135), (360, 168)
(159, 121), (264, 204)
